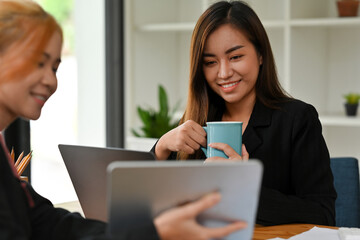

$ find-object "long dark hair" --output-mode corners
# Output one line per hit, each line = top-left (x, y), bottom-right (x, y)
(179, 1), (290, 159)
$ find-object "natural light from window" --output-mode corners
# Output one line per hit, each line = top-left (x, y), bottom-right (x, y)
(31, 0), (78, 204)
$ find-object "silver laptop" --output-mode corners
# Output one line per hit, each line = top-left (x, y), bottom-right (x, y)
(107, 160), (263, 240)
(58, 144), (155, 222)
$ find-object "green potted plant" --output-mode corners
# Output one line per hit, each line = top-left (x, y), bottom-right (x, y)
(129, 85), (181, 150)
(344, 93), (360, 116)
(336, 0), (360, 17)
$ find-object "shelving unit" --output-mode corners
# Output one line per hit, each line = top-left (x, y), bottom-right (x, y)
(125, 0), (360, 160)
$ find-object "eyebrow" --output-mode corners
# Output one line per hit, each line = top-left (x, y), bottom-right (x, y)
(43, 52), (61, 64)
(203, 45), (244, 57)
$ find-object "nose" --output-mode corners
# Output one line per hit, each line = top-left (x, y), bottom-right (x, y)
(218, 60), (233, 79)
(42, 68), (58, 94)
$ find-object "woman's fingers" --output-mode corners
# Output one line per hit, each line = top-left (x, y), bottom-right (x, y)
(175, 120), (207, 152)
(208, 142), (242, 160)
(184, 120), (207, 147)
(241, 144), (249, 160)
(205, 156), (228, 162)
(180, 192), (221, 217)
(154, 191), (247, 240)
(205, 143), (249, 161)
(203, 221), (247, 239)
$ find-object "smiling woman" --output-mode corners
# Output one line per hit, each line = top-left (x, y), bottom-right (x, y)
(202, 24), (262, 128)
(0, 1), (114, 238)
(0, 0), (63, 129)
(152, 0), (337, 227)
(0, 33), (62, 122)
(0, 2), (248, 239)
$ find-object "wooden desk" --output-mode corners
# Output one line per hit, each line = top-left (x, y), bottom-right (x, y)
(252, 224), (338, 240)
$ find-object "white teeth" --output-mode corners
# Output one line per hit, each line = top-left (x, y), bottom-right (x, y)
(35, 95), (46, 101)
(222, 81), (239, 88)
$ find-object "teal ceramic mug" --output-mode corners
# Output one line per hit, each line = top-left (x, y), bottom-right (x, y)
(201, 121), (243, 158)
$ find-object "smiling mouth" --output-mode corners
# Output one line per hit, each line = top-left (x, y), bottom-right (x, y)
(32, 94), (48, 106)
(35, 95), (46, 101)
(218, 80), (241, 90)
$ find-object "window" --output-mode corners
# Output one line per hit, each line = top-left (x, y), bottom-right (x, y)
(32, 0), (105, 204)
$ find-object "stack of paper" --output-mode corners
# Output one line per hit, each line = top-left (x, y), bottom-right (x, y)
(268, 226), (339, 240)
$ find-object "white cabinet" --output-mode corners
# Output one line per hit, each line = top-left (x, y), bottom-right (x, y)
(125, 0), (360, 159)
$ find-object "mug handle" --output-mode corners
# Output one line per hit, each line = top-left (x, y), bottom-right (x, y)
(201, 126), (208, 157)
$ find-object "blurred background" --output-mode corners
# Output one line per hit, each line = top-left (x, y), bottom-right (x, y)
(30, 0), (360, 204)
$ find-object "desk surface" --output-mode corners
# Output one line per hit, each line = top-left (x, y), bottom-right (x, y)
(252, 223), (338, 240)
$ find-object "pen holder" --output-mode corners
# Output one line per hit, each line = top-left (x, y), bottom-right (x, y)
(20, 176), (28, 182)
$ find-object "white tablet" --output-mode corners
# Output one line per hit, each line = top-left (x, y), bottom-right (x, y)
(107, 160), (263, 240)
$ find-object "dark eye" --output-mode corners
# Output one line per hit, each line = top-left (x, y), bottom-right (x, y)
(230, 55), (243, 60)
(38, 62), (45, 68)
(204, 60), (216, 66)
(52, 62), (60, 73)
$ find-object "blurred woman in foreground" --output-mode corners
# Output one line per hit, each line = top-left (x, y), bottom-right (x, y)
(0, 0), (246, 239)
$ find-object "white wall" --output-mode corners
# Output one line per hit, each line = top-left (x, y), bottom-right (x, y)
(31, 0), (106, 205)
(75, 0), (106, 147)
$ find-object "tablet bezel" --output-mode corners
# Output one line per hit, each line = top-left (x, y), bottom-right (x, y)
(107, 160), (263, 240)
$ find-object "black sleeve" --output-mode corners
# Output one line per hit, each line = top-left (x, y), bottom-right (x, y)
(257, 105), (336, 226)
(27, 184), (160, 240)
(52, 213), (159, 240)
(150, 142), (157, 156)
(150, 141), (177, 160)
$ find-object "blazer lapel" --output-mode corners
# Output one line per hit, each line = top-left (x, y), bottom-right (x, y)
(243, 101), (272, 155)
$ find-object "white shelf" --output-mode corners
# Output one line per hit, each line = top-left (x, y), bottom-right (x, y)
(137, 17), (360, 32)
(126, 0), (360, 161)
(137, 22), (195, 32)
(136, 18), (360, 32)
(320, 115), (360, 127)
(137, 20), (286, 32)
(291, 17), (360, 27)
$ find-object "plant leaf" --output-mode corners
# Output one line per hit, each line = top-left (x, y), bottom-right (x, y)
(344, 93), (360, 104)
(131, 129), (141, 137)
(159, 85), (169, 117)
(137, 107), (152, 127)
(133, 84), (182, 138)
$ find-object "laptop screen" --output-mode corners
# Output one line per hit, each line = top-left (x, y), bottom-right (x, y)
(58, 144), (155, 221)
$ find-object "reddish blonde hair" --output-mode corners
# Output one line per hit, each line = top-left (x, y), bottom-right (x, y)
(0, 0), (63, 82)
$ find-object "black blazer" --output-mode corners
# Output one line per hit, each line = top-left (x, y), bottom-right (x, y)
(0, 143), (159, 240)
(158, 99), (336, 226)
(243, 99), (336, 226)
